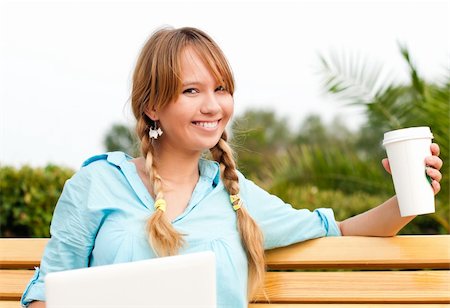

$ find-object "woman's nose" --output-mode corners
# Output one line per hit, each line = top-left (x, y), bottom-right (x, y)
(200, 92), (221, 114)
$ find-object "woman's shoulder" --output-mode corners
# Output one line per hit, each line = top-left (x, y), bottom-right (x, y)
(58, 152), (138, 203)
(82, 151), (133, 169)
(71, 151), (133, 181)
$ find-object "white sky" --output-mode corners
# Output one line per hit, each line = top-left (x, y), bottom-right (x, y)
(1, 0), (449, 169)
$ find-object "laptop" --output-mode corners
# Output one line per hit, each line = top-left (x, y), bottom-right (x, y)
(45, 251), (216, 308)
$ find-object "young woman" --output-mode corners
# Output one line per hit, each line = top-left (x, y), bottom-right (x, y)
(22, 27), (443, 308)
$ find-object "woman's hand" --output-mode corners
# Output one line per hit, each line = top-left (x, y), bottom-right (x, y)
(382, 143), (443, 195)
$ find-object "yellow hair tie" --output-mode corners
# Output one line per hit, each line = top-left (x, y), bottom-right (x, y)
(154, 199), (167, 212)
(230, 194), (242, 211)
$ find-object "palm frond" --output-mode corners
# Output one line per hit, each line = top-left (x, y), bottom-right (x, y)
(318, 50), (392, 105)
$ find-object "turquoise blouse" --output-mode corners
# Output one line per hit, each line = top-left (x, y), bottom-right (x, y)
(21, 151), (341, 308)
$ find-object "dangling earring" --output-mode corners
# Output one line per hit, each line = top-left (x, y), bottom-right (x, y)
(149, 122), (163, 140)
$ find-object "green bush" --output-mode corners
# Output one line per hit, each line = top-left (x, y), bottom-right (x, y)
(267, 185), (449, 235)
(0, 165), (74, 237)
(0, 162), (446, 237)
(294, 186), (448, 234)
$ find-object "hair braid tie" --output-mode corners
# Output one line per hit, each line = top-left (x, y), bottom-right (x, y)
(154, 199), (167, 212)
(230, 194), (242, 211)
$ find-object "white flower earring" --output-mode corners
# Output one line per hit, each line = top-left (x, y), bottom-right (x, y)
(149, 122), (163, 140)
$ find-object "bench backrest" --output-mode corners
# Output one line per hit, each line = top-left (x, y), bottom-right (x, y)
(1, 235), (449, 306)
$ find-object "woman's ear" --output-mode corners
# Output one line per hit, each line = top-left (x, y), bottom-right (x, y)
(144, 107), (159, 121)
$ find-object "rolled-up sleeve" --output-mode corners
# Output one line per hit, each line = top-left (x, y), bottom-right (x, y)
(239, 174), (341, 250)
(21, 168), (102, 307)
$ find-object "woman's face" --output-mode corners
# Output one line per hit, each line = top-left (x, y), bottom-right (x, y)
(151, 47), (234, 155)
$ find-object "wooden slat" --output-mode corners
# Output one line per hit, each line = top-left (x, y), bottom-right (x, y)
(0, 301), (21, 308)
(1, 302), (449, 308)
(0, 239), (47, 269)
(249, 305), (450, 307)
(1, 236), (449, 269)
(254, 271), (450, 303)
(265, 235), (450, 269)
(3, 270), (450, 305)
(0, 270), (34, 300)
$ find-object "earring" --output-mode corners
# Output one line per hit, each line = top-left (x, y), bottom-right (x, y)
(149, 122), (163, 140)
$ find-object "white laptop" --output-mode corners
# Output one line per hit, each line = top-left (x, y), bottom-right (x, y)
(45, 251), (216, 308)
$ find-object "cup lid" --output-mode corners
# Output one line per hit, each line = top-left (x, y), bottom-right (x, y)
(383, 127), (433, 146)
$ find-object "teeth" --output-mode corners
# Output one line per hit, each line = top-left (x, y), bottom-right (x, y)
(194, 121), (218, 128)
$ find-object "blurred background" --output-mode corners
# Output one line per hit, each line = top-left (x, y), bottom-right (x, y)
(1, 0), (449, 237)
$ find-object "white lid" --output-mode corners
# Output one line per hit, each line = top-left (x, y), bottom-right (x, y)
(383, 126), (433, 146)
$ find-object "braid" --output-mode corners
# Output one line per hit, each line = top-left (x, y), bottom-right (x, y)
(211, 132), (265, 299)
(136, 117), (185, 257)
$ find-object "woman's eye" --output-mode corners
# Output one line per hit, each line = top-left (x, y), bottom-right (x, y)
(183, 88), (198, 94)
(215, 85), (226, 92)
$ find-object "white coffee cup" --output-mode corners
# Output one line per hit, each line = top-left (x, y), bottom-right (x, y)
(382, 127), (435, 217)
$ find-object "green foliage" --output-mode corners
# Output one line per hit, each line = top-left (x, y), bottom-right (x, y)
(104, 123), (140, 157)
(267, 185), (447, 235)
(0, 165), (74, 237)
(295, 115), (354, 147)
(231, 46), (448, 235)
(264, 144), (392, 196)
(318, 45), (449, 232)
(232, 109), (292, 177)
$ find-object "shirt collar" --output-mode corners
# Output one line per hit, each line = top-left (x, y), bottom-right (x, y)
(103, 151), (221, 188)
(198, 158), (220, 187)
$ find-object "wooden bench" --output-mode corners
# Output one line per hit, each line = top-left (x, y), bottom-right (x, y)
(1, 235), (449, 307)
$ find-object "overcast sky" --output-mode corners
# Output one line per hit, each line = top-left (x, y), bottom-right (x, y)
(1, 0), (448, 169)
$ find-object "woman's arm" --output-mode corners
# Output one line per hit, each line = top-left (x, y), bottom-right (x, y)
(338, 143), (443, 237)
(338, 196), (414, 236)
(28, 301), (45, 308)
(21, 164), (103, 306)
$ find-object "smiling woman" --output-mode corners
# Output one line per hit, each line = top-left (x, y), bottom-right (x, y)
(20, 26), (443, 308)
(128, 29), (265, 300)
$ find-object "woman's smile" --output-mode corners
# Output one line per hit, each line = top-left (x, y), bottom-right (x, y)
(192, 120), (220, 129)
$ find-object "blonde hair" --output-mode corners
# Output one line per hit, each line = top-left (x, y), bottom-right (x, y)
(131, 27), (265, 298)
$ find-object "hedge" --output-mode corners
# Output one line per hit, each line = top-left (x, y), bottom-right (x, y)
(0, 165), (74, 237)
(0, 165), (447, 237)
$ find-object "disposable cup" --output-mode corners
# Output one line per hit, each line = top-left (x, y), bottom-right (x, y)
(382, 127), (434, 217)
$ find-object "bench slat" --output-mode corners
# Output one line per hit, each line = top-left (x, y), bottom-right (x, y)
(249, 305), (450, 307)
(0, 239), (47, 269)
(3, 269), (449, 304)
(250, 305), (450, 307)
(3, 304), (449, 308)
(254, 271), (450, 303)
(0, 300), (23, 308)
(2, 236), (449, 270)
(0, 270), (32, 300)
(265, 235), (450, 269)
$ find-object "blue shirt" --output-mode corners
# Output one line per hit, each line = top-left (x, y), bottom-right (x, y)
(21, 151), (341, 308)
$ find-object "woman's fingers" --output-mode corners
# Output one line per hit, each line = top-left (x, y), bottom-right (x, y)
(426, 143), (443, 196)
(425, 155), (443, 171)
(431, 143), (440, 156)
(382, 158), (391, 174)
(426, 166), (442, 183)
(431, 179), (441, 195)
